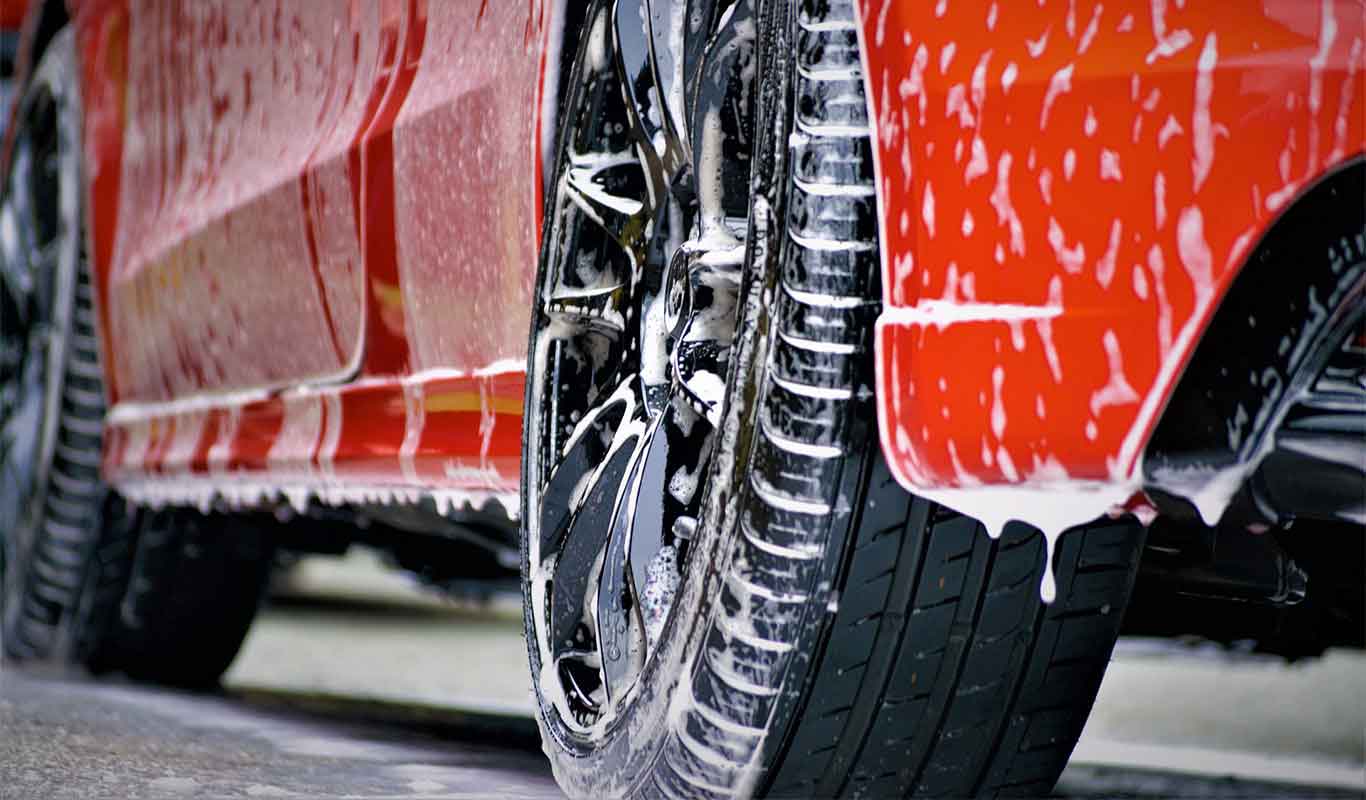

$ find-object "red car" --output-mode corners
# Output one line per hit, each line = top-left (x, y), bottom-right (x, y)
(2, 0), (1361, 797)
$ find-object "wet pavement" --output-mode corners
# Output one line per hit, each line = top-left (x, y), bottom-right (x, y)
(1, 668), (557, 800)
(2, 550), (1363, 799)
(5, 666), (1363, 799)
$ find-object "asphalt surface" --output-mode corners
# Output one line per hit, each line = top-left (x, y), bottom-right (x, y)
(2, 550), (1363, 799)
(1, 668), (558, 799)
(3, 666), (1363, 800)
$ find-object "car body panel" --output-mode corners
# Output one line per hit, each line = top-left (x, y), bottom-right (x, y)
(60, 0), (1363, 511)
(104, 0), (389, 401)
(856, 0), (1364, 492)
(72, 0), (544, 502)
(1, 1), (30, 31)
(104, 369), (525, 507)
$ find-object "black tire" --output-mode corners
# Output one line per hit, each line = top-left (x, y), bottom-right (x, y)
(525, 1), (1146, 798)
(0, 30), (273, 687)
(764, 475), (1145, 798)
(86, 507), (276, 689)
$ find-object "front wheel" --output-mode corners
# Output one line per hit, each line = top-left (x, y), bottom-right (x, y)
(520, 1), (1145, 797)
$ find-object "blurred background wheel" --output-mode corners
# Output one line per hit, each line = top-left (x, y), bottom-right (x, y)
(1, 28), (108, 664)
(0, 29), (273, 687)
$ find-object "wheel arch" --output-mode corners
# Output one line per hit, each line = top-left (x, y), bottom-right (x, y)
(1143, 157), (1366, 509)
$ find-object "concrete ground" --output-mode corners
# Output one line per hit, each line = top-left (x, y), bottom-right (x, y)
(3, 548), (1363, 798)
(1, 668), (559, 800)
(5, 666), (1363, 800)
(231, 550), (1366, 783)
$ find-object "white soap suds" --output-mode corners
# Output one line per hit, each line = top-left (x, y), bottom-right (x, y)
(1039, 63), (1075, 129)
(913, 478), (1141, 603)
(1191, 33), (1219, 191)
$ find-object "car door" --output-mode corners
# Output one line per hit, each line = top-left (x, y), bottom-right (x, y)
(86, 0), (546, 494)
(102, 0), (404, 404)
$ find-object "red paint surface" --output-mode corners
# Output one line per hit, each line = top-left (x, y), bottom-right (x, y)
(858, 0), (1364, 491)
(1, 0), (29, 31)
(103, 372), (523, 495)
(79, 0), (1363, 505)
(72, 0), (128, 406)
(78, 1), (544, 497)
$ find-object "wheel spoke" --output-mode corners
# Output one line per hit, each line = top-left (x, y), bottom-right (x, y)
(534, 331), (626, 488)
(10, 136), (54, 253)
(596, 397), (714, 699)
(548, 419), (642, 666)
(537, 421), (606, 559)
(537, 388), (630, 556)
(667, 241), (743, 426)
(688, 0), (758, 234)
(624, 401), (702, 641)
(594, 418), (651, 700)
(0, 357), (44, 533)
(563, 153), (650, 257)
(547, 283), (629, 334)
(648, 0), (729, 159)
(612, 0), (688, 206)
(1, 195), (36, 323)
(641, 0), (686, 138)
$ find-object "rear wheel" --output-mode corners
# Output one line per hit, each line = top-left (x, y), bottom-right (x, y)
(521, 1), (1145, 797)
(1, 28), (111, 663)
(0, 30), (273, 687)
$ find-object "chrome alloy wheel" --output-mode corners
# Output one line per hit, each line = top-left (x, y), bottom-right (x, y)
(525, 0), (759, 733)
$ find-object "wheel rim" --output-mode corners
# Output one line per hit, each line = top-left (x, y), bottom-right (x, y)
(526, 0), (758, 734)
(1, 84), (63, 545)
